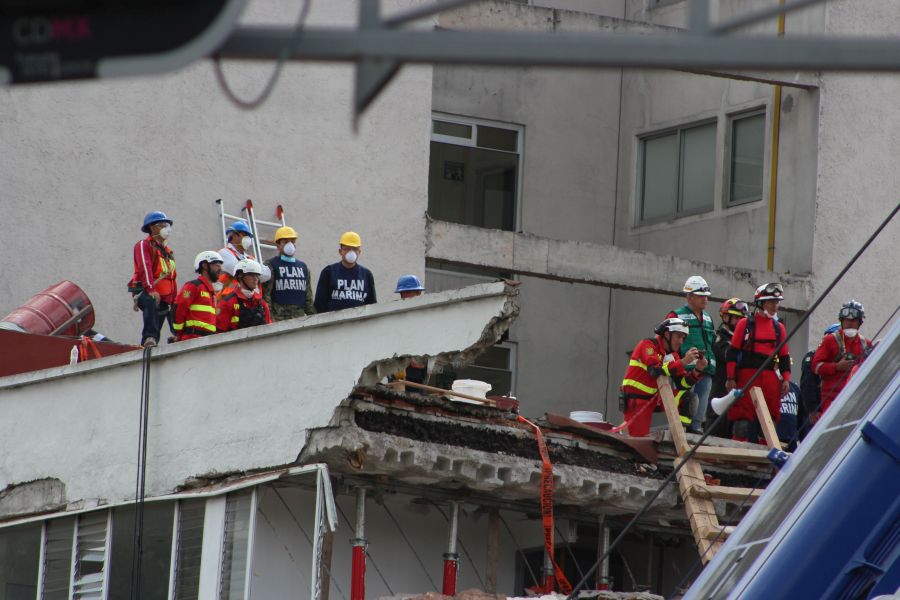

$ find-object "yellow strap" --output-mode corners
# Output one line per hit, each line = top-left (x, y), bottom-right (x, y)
(661, 362), (672, 377)
(230, 316), (240, 323)
(621, 378), (657, 395)
(628, 359), (648, 371)
(172, 322), (183, 331)
(680, 415), (692, 424)
(189, 304), (216, 314)
(185, 320), (216, 332)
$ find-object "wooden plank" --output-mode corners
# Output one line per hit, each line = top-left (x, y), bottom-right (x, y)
(657, 378), (724, 563)
(749, 386), (783, 450)
(692, 486), (763, 502)
(389, 380), (497, 407)
(691, 446), (772, 463)
(699, 525), (735, 540)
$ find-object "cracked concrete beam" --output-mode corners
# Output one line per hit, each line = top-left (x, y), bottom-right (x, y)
(0, 282), (519, 515)
(426, 219), (812, 311)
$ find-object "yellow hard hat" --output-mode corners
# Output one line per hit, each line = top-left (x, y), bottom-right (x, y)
(339, 231), (362, 247)
(274, 226), (298, 242)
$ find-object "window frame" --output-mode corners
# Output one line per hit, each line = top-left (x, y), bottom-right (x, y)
(430, 112), (525, 232)
(636, 118), (718, 226)
(724, 107), (768, 208)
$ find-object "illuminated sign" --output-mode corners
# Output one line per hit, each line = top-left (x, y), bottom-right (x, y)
(1, 0), (246, 84)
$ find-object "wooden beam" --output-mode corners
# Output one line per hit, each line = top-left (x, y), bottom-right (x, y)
(692, 486), (764, 502)
(750, 386), (783, 451)
(690, 446), (773, 463)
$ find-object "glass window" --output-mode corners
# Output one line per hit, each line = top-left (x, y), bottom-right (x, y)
(219, 491), (253, 600)
(0, 523), (41, 600)
(107, 503), (175, 600)
(73, 511), (109, 599)
(638, 121), (717, 223)
(730, 112), (766, 205)
(41, 517), (74, 600)
(173, 499), (206, 600)
(429, 116), (521, 231)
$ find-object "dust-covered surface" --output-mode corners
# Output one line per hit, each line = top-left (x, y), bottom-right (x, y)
(354, 410), (665, 480)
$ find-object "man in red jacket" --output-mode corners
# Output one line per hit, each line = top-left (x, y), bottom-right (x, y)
(217, 259), (273, 333)
(725, 283), (792, 443)
(130, 211), (177, 347)
(811, 300), (873, 416)
(619, 317), (704, 437)
(173, 251), (223, 341)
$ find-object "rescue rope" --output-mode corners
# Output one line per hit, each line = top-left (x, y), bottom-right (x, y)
(608, 397), (657, 433)
(565, 200), (899, 599)
(518, 415), (573, 594)
(129, 345), (152, 600)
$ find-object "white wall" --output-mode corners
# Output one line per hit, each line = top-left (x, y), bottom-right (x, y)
(0, 0), (432, 345)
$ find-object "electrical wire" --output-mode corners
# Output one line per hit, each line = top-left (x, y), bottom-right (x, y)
(129, 345), (152, 600)
(381, 502), (440, 591)
(870, 302), (900, 340)
(213, 0), (312, 110)
(565, 200), (899, 599)
(335, 501), (395, 595)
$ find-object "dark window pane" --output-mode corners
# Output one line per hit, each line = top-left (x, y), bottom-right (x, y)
(474, 345), (511, 370)
(429, 141), (518, 231)
(108, 503), (175, 600)
(641, 134), (678, 222)
(41, 517), (74, 600)
(173, 499), (206, 600)
(477, 125), (518, 152)
(730, 113), (765, 204)
(0, 523), (41, 600)
(432, 344), (514, 396)
(220, 491), (253, 600)
(433, 120), (472, 139)
(680, 123), (716, 213)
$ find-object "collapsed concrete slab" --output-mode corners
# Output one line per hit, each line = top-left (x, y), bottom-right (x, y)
(0, 282), (518, 515)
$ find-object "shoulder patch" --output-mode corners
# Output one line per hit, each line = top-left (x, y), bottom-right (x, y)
(183, 290), (191, 298)
(646, 347), (655, 355)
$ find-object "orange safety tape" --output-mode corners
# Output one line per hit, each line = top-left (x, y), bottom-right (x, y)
(78, 336), (103, 362)
(609, 395), (659, 434)
(517, 415), (573, 594)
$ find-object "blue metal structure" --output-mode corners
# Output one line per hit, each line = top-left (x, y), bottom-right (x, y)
(686, 319), (900, 599)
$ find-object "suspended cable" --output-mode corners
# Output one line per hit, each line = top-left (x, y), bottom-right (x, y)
(498, 513), (541, 590)
(566, 200), (899, 599)
(213, 0), (312, 110)
(381, 502), (440, 591)
(129, 345), (153, 600)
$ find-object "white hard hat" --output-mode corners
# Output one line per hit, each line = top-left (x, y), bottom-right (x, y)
(683, 275), (711, 296)
(235, 259), (263, 276)
(194, 250), (224, 272)
(655, 317), (690, 336)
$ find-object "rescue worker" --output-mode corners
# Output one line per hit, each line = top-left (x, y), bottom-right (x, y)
(810, 300), (873, 416)
(314, 231), (377, 313)
(262, 226), (314, 320)
(800, 323), (840, 431)
(667, 275), (716, 434)
(217, 259), (273, 332)
(391, 275), (428, 385)
(218, 221), (271, 297)
(130, 211), (177, 347)
(708, 298), (750, 438)
(725, 283), (792, 443)
(172, 251), (223, 341)
(619, 317), (704, 437)
(395, 274), (425, 299)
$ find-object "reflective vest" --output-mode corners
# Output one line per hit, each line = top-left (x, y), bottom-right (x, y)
(130, 237), (177, 301)
(671, 306), (716, 375)
(621, 336), (697, 422)
(217, 290), (272, 332)
(173, 278), (218, 339)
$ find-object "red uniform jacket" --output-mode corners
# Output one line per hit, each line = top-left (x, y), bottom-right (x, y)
(216, 289), (272, 333)
(811, 330), (872, 413)
(726, 312), (791, 422)
(131, 236), (177, 303)
(173, 278), (218, 340)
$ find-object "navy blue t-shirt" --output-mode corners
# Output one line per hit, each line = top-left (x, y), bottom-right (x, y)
(776, 381), (801, 451)
(269, 256), (310, 306)
(314, 262), (376, 313)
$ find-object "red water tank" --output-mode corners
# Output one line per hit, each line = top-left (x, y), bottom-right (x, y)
(1, 281), (95, 336)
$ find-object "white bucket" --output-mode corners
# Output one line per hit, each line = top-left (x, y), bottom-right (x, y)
(569, 410), (605, 424)
(452, 379), (492, 399)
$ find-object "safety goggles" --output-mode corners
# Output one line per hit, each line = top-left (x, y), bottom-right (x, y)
(839, 306), (862, 320)
(761, 283), (784, 298)
(726, 301), (749, 316)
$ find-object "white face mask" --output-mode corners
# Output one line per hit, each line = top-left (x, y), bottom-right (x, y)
(241, 287), (254, 299)
(158, 225), (171, 240)
(344, 250), (358, 264)
(283, 242), (296, 257)
(212, 282), (224, 293)
(663, 353), (675, 364)
(241, 236), (253, 251)
(766, 309), (778, 320)
(843, 328), (859, 338)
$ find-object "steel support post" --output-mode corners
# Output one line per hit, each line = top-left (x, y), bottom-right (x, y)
(350, 488), (367, 600)
(441, 502), (460, 596)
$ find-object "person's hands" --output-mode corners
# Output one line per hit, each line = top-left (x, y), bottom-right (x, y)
(683, 347), (700, 364)
(835, 357), (854, 372)
(149, 291), (161, 305)
(725, 378), (736, 392)
(781, 379), (789, 396)
(695, 357), (709, 371)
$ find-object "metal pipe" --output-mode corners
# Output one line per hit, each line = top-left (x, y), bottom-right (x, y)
(350, 489), (367, 600)
(767, 0), (786, 271)
(597, 519), (611, 590)
(441, 502), (460, 595)
(542, 551), (555, 593)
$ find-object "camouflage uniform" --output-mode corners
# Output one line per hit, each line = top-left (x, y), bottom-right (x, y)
(263, 257), (315, 321)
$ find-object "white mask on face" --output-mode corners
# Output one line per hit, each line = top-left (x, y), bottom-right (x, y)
(344, 250), (358, 264)
(158, 225), (171, 240)
(283, 242), (296, 257)
(241, 287), (254, 299)
(766, 308), (778, 320)
(212, 282), (224, 293)
(843, 328), (859, 338)
(241, 236), (253, 251)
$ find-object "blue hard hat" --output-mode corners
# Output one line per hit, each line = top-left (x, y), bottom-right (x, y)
(141, 211), (172, 233)
(824, 323), (841, 335)
(226, 221), (254, 237)
(395, 274), (425, 293)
